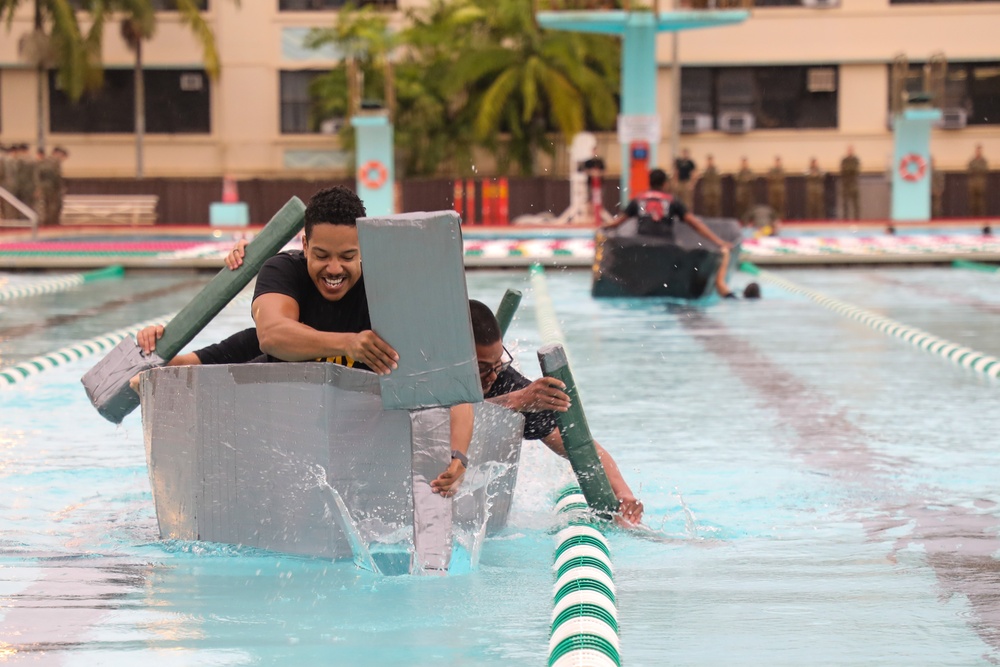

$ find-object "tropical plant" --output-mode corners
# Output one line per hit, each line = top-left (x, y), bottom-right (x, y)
(0, 0), (101, 150)
(452, 0), (620, 175)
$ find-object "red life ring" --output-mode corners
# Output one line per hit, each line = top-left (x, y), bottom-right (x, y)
(358, 160), (388, 189)
(898, 153), (927, 182)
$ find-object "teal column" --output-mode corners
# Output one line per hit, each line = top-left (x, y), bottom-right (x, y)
(351, 114), (395, 217)
(619, 16), (659, 202)
(891, 108), (941, 222)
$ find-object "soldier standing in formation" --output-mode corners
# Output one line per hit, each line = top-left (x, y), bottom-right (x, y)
(699, 154), (722, 217)
(0, 145), (11, 219)
(967, 144), (988, 218)
(767, 156), (786, 220)
(13, 144), (38, 216)
(673, 148), (697, 206)
(931, 157), (945, 219)
(37, 147), (68, 226)
(805, 158), (826, 219)
(840, 145), (861, 220)
(734, 156), (755, 220)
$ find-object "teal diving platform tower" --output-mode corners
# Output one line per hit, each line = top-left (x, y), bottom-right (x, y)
(536, 4), (750, 202)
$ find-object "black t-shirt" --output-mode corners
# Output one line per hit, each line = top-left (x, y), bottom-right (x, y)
(485, 367), (559, 441)
(252, 250), (372, 367)
(675, 158), (696, 182)
(624, 192), (687, 222)
(194, 327), (262, 365)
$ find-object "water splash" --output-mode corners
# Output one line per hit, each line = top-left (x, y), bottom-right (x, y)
(307, 464), (380, 575)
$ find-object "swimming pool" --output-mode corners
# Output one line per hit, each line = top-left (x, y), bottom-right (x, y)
(1, 265), (999, 665)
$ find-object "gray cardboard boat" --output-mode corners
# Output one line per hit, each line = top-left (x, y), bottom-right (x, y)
(137, 210), (523, 575)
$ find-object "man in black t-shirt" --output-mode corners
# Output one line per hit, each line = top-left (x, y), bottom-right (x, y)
(673, 148), (697, 205)
(246, 186), (398, 374)
(468, 300), (644, 526)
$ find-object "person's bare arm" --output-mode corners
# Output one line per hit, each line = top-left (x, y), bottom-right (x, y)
(486, 377), (571, 413)
(540, 429), (643, 526)
(431, 403), (474, 497)
(251, 293), (398, 373)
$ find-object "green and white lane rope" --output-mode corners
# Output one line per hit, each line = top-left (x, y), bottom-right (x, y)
(0, 291), (253, 386)
(0, 265), (124, 303)
(530, 263), (568, 350)
(953, 259), (999, 274)
(549, 485), (620, 667)
(742, 262), (1000, 379)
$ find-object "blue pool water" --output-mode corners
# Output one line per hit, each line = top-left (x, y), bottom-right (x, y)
(2, 266), (1000, 665)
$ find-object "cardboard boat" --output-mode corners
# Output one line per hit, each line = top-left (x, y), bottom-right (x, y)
(140, 361), (524, 575)
(592, 217), (742, 299)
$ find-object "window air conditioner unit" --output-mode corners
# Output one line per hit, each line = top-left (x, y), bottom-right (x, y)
(802, 0), (839, 7)
(718, 111), (754, 134)
(936, 108), (968, 130)
(320, 118), (345, 134)
(680, 113), (713, 134)
(179, 73), (204, 92)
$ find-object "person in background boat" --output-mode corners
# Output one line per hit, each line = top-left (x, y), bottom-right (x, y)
(467, 300), (644, 527)
(603, 168), (738, 299)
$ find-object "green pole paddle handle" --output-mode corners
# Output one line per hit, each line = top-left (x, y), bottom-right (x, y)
(495, 289), (522, 338)
(154, 197), (306, 359)
(538, 343), (618, 519)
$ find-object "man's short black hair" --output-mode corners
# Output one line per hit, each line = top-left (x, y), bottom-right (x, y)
(743, 282), (761, 299)
(469, 299), (501, 346)
(649, 168), (669, 190)
(304, 186), (366, 239)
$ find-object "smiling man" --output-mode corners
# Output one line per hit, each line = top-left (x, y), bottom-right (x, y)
(249, 186), (399, 374)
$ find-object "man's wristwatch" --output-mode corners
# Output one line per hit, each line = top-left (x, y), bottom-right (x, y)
(451, 449), (468, 468)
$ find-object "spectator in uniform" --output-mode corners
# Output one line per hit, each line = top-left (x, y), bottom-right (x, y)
(968, 144), (988, 219)
(37, 146), (68, 226)
(805, 157), (826, 220)
(700, 154), (722, 217)
(767, 156), (786, 220)
(734, 156), (755, 220)
(840, 145), (861, 220)
(673, 148), (697, 206)
(931, 157), (945, 219)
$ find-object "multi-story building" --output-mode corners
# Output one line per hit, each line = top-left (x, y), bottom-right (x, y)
(0, 0), (996, 200)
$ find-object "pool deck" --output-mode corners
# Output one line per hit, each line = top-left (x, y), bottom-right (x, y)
(1, 218), (999, 270)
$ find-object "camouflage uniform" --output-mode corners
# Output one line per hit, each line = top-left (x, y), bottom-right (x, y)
(840, 153), (861, 220)
(36, 155), (64, 226)
(735, 166), (755, 220)
(968, 154), (988, 217)
(700, 163), (722, 217)
(931, 166), (945, 219)
(805, 164), (826, 219)
(13, 153), (38, 214)
(767, 164), (786, 220)
(0, 150), (15, 219)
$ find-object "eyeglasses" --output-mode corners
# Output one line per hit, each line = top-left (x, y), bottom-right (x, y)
(478, 345), (512, 379)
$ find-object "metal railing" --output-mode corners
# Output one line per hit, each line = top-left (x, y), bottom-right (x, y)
(0, 186), (39, 239)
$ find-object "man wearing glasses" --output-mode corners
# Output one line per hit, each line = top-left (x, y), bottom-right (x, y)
(468, 301), (644, 526)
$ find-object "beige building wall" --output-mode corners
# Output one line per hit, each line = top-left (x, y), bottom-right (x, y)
(1, 0), (997, 178)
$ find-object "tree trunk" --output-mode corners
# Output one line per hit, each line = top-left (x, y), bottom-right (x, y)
(35, 0), (45, 152)
(134, 39), (145, 180)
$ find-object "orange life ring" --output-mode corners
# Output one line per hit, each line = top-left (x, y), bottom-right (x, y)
(898, 153), (927, 183)
(358, 160), (388, 189)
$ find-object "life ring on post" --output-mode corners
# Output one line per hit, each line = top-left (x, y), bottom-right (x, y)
(898, 153), (927, 183)
(358, 160), (388, 189)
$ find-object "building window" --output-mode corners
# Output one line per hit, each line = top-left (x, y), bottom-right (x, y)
(889, 61), (1000, 126)
(280, 70), (331, 134)
(49, 69), (211, 134)
(680, 65), (838, 130)
(278, 0), (395, 9)
(891, 0), (997, 4)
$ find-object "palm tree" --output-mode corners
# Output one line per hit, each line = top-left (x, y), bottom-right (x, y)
(114, 0), (225, 179)
(452, 0), (620, 175)
(0, 0), (100, 151)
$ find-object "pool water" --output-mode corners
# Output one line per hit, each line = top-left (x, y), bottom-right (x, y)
(1, 266), (999, 665)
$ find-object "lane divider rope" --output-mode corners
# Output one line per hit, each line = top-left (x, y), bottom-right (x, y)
(0, 265), (124, 303)
(550, 485), (620, 667)
(741, 262), (1000, 379)
(0, 291), (253, 386)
